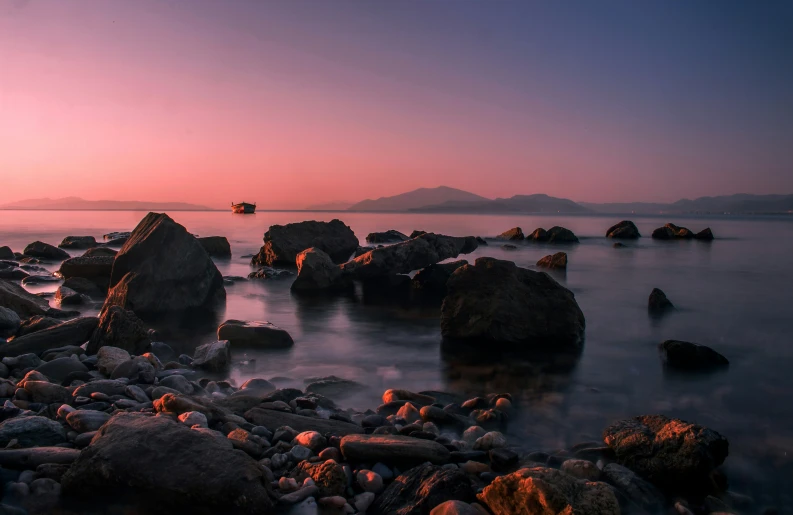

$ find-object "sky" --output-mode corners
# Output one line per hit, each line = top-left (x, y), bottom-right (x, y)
(1, 1), (792, 209)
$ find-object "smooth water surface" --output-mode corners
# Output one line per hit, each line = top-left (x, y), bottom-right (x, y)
(1, 210), (792, 505)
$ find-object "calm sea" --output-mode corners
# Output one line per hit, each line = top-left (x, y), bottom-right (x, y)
(1, 209), (792, 504)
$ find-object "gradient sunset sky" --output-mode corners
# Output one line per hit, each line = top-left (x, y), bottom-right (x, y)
(1, 1), (792, 209)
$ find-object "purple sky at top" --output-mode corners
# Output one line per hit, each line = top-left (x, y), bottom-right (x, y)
(1, 0), (791, 209)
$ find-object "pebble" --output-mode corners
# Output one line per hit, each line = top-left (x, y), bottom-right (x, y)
(251, 426), (273, 440)
(494, 398), (512, 411)
(396, 402), (421, 423)
(271, 453), (289, 469)
(462, 426), (486, 445)
(356, 469), (384, 493)
(318, 496), (347, 508)
(318, 447), (341, 461)
(30, 478), (61, 497)
(294, 431), (326, 452)
(423, 422), (440, 435)
(279, 477), (299, 492)
(473, 431), (507, 451)
(125, 385), (150, 403)
(290, 445), (312, 462)
(178, 411), (208, 428)
(372, 462), (394, 481)
(353, 492), (375, 512)
(561, 459), (601, 481)
(461, 461), (490, 475)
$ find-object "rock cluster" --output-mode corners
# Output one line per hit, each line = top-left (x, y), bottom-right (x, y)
(497, 226), (579, 243)
(251, 219), (359, 267)
(652, 223), (715, 240)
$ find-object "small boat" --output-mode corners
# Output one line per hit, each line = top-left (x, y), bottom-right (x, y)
(231, 202), (256, 214)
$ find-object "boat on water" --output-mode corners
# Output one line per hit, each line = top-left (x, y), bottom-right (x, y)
(231, 202), (256, 214)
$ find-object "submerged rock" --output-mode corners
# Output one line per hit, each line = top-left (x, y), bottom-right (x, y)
(54, 286), (89, 306)
(497, 227), (524, 241)
(251, 219), (358, 267)
(23, 241), (70, 261)
(606, 220), (641, 239)
(441, 258), (585, 352)
(366, 230), (409, 244)
(603, 414), (729, 490)
(102, 212), (226, 317)
(60, 412), (272, 514)
(536, 252), (567, 269)
(197, 236), (231, 258)
(217, 319), (294, 348)
(478, 466), (619, 515)
(58, 236), (97, 249)
(648, 288), (674, 312)
(659, 339), (729, 370)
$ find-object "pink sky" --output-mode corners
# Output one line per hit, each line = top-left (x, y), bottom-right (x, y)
(1, 2), (791, 209)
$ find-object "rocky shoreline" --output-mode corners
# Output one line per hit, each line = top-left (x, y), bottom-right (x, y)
(0, 212), (763, 515)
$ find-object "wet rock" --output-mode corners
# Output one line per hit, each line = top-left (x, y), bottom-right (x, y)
(659, 340), (729, 370)
(291, 247), (350, 291)
(600, 462), (664, 513)
(497, 227), (524, 241)
(82, 246), (118, 258)
(96, 346), (131, 376)
(489, 448), (519, 472)
(34, 356), (87, 383)
(648, 288), (674, 312)
(430, 500), (481, 515)
(197, 236), (231, 258)
(0, 317), (99, 359)
(694, 228), (714, 241)
(0, 267), (28, 280)
(60, 412), (272, 514)
(652, 223), (694, 240)
(0, 447), (80, 468)
(543, 226), (579, 243)
(411, 260), (467, 296)
(252, 219), (358, 266)
(13, 316), (60, 339)
(478, 466), (619, 515)
(561, 459), (601, 481)
(66, 410), (112, 433)
(357, 469), (384, 493)
(0, 307), (20, 339)
(23, 242), (70, 261)
(340, 434), (450, 465)
(101, 212), (226, 318)
(21, 274), (61, 286)
(536, 252), (567, 269)
(606, 220), (641, 239)
(58, 236), (97, 250)
(440, 257), (585, 352)
(192, 340), (231, 371)
(370, 463), (475, 515)
(304, 376), (364, 399)
(217, 319), (294, 348)
(366, 230), (409, 244)
(57, 256), (113, 285)
(0, 279), (50, 318)
(603, 414), (729, 490)
(61, 277), (104, 298)
(87, 306), (150, 355)
(383, 389), (436, 406)
(54, 286), (89, 306)
(23, 381), (70, 404)
(245, 409), (363, 436)
(247, 267), (294, 279)
(0, 416), (67, 448)
(72, 379), (128, 398)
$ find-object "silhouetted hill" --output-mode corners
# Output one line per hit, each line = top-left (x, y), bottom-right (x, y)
(410, 194), (591, 214)
(0, 197), (213, 211)
(582, 194), (793, 214)
(305, 201), (355, 211)
(347, 186), (488, 212)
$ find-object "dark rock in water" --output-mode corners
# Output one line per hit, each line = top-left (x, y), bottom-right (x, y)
(197, 236), (231, 258)
(60, 412), (272, 514)
(217, 319), (294, 348)
(244, 408), (363, 436)
(600, 462), (665, 513)
(304, 375), (365, 398)
(411, 260), (467, 296)
(58, 236), (97, 250)
(103, 231), (131, 241)
(291, 248), (350, 291)
(291, 459), (347, 497)
(0, 416), (67, 448)
(659, 340), (729, 370)
(66, 410), (111, 433)
(477, 466), (619, 515)
(21, 274), (61, 286)
(341, 434), (450, 465)
(0, 317), (99, 358)
(648, 288), (673, 312)
(0, 268), (28, 280)
(251, 219), (358, 266)
(501, 244), (518, 250)
(497, 227), (524, 241)
(369, 463), (474, 515)
(82, 246), (118, 258)
(54, 286), (89, 306)
(58, 255), (113, 281)
(0, 279), (50, 318)
(694, 227), (714, 240)
(536, 252), (567, 269)
(87, 306), (150, 355)
(62, 277), (104, 298)
(13, 316), (61, 338)
(475, 236), (487, 245)
(544, 226), (579, 243)
(366, 230), (410, 244)
(0, 247), (14, 260)
(603, 414), (729, 491)
(192, 340), (230, 371)
(528, 228), (547, 241)
(35, 356), (88, 383)
(652, 223), (694, 240)
(0, 307), (21, 339)
(23, 241), (70, 261)
(102, 212), (226, 317)
(410, 230), (427, 238)
(613, 242), (627, 248)
(247, 267), (293, 279)
(606, 220), (641, 239)
(441, 257), (585, 352)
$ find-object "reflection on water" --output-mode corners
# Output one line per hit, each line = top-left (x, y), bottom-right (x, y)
(1, 210), (793, 504)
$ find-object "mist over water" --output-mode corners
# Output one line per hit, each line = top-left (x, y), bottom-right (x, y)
(2, 209), (792, 504)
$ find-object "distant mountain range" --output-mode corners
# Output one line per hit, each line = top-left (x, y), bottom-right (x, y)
(312, 187), (793, 214)
(0, 197), (213, 211)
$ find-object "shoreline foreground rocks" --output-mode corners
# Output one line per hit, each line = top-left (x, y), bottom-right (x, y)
(252, 219), (359, 267)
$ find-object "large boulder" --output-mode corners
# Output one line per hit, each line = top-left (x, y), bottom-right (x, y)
(606, 220), (641, 239)
(536, 252), (567, 269)
(0, 279), (50, 318)
(23, 241), (70, 261)
(87, 306), (150, 355)
(658, 340), (729, 370)
(197, 236), (231, 258)
(251, 219), (358, 266)
(58, 255), (113, 281)
(0, 317), (98, 358)
(102, 212), (225, 317)
(440, 258), (585, 352)
(602, 415), (729, 490)
(58, 236), (97, 249)
(497, 227), (524, 241)
(478, 467), (619, 515)
(291, 248), (349, 292)
(370, 463), (475, 515)
(217, 320), (294, 348)
(366, 230), (409, 244)
(60, 413), (272, 514)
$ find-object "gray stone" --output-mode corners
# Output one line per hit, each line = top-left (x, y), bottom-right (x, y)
(66, 411), (112, 433)
(35, 357), (88, 383)
(217, 320), (294, 348)
(0, 416), (67, 448)
(96, 346), (131, 376)
(192, 341), (230, 372)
